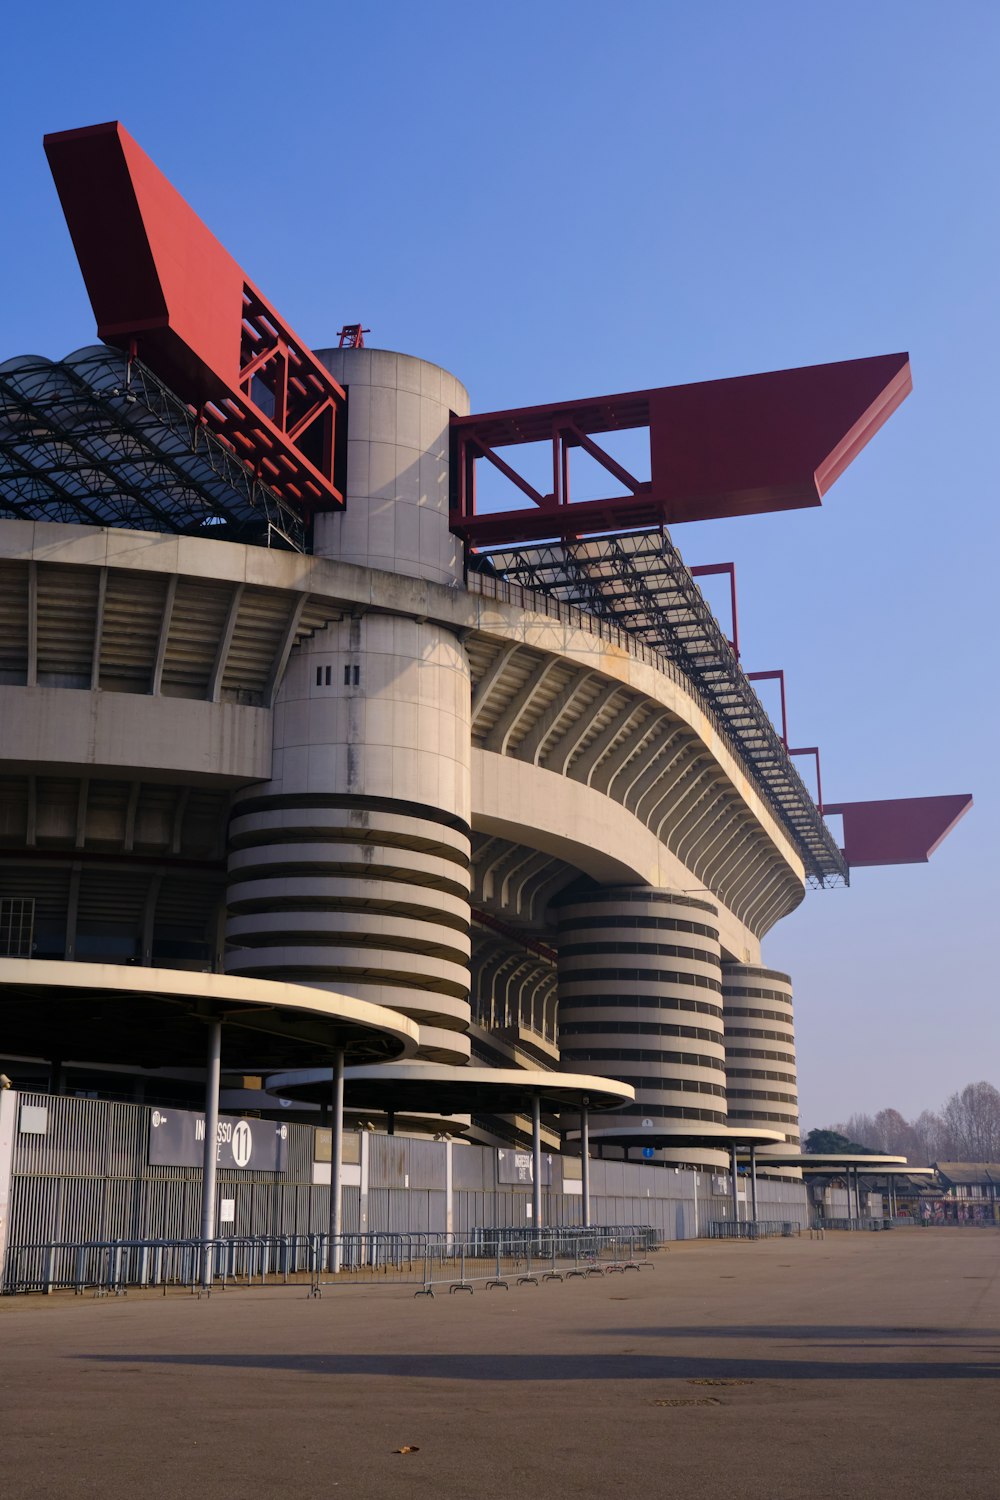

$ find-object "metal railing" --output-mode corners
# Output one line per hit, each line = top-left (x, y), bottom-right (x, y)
(2, 1225), (659, 1296)
(708, 1220), (800, 1240)
(411, 1229), (655, 1298)
(813, 1217), (909, 1232)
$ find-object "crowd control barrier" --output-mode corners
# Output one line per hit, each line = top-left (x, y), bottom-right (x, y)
(2, 1225), (659, 1296)
(707, 1220), (800, 1240)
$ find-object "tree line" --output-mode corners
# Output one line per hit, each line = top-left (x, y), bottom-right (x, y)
(805, 1081), (1000, 1165)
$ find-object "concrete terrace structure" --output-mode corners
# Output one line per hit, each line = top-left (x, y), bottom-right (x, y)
(0, 123), (973, 1248)
(0, 336), (912, 1168)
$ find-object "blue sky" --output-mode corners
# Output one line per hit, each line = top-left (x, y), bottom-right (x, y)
(3, 1), (996, 1128)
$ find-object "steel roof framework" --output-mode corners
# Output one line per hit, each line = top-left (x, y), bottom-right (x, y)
(483, 530), (848, 887)
(0, 346), (306, 550)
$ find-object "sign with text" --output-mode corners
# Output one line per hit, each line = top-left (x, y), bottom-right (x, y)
(148, 1109), (288, 1172)
(496, 1149), (553, 1186)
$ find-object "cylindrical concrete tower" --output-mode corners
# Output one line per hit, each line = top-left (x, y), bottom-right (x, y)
(225, 349), (473, 1062)
(556, 888), (728, 1162)
(722, 964), (799, 1146)
(312, 347), (469, 586)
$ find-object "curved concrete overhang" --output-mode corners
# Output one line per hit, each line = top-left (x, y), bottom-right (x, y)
(758, 1152), (908, 1170)
(571, 1123), (787, 1149)
(473, 752), (765, 962)
(266, 1062), (635, 1115)
(0, 958), (419, 1069)
(0, 520), (807, 940)
(566, 1121), (787, 1172)
(0, 686), (271, 785)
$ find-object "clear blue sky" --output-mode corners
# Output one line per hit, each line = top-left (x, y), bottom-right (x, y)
(3, 1), (996, 1129)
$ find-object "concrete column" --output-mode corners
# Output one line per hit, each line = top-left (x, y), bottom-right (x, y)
(531, 1093), (542, 1230)
(225, 352), (473, 1076)
(311, 347), (469, 588)
(200, 1019), (222, 1287)
(580, 1102), (591, 1228)
(226, 616), (472, 1068)
(328, 1050), (344, 1274)
(557, 889), (727, 1170)
(721, 964), (799, 1152)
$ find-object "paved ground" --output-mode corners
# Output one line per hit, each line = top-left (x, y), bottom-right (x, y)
(2, 1228), (999, 1499)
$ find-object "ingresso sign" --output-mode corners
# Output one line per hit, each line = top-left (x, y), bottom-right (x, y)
(148, 1109), (289, 1172)
(496, 1149), (553, 1186)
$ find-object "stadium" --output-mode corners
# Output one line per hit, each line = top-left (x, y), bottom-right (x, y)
(0, 122), (971, 1277)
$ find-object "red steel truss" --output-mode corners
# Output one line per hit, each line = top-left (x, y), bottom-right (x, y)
(44, 122), (345, 513)
(450, 353), (912, 547)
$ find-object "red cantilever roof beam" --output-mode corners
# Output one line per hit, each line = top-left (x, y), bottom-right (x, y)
(43, 121), (345, 513)
(824, 795), (973, 868)
(450, 353), (912, 547)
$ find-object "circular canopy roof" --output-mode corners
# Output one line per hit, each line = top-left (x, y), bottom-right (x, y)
(0, 959), (418, 1070)
(266, 1063), (635, 1115)
(752, 1152), (909, 1170)
(568, 1123), (787, 1151)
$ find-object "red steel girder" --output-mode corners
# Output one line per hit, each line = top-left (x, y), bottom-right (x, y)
(824, 794), (973, 868)
(450, 353), (911, 547)
(44, 121), (345, 513)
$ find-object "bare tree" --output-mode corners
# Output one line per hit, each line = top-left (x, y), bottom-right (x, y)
(872, 1108), (920, 1159)
(910, 1110), (946, 1166)
(825, 1084), (1000, 1165)
(838, 1112), (877, 1148)
(940, 1082), (1000, 1162)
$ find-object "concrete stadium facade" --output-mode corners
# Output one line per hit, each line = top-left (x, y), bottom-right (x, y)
(0, 344), (810, 1171)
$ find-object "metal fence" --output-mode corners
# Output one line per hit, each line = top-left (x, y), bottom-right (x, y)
(413, 1229), (655, 1298)
(707, 1220), (801, 1240)
(2, 1225), (659, 1297)
(0, 1091), (810, 1287)
(815, 1218), (923, 1230)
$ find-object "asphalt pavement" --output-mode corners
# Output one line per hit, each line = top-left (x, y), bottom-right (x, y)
(2, 1227), (998, 1499)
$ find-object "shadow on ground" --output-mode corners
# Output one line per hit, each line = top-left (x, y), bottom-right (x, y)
(77, 1351), (1000, 1381)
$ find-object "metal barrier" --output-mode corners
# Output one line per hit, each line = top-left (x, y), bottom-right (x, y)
(3, 1225), (659, 1296)
(2, 1234), (329, 1295)
(814, 1217), (897, 1232)
(708, 1220), (801, 1240)
(413, 1229), (655, 1297)
(818, 1216), (998, 1232)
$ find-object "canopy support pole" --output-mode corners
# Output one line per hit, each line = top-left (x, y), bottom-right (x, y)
(580, 1101), (591, 1228)
(199, 1017), (222, 1289)
(750, 1145), (758, 1225)
(328, 1048), (344, 1273)
(730, 1142), (739, 1224)
(531, 1092), (542, 1229)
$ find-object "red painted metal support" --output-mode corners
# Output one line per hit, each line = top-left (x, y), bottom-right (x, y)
(44, 121), (346, 513)
(823, 795), (973, 868)
(746, 669), (789, 748)
(450, 353), (912, 547)
(789, 746), (823, 814)
(337, 324), (369, 349)
(691, 563), (739, 658)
